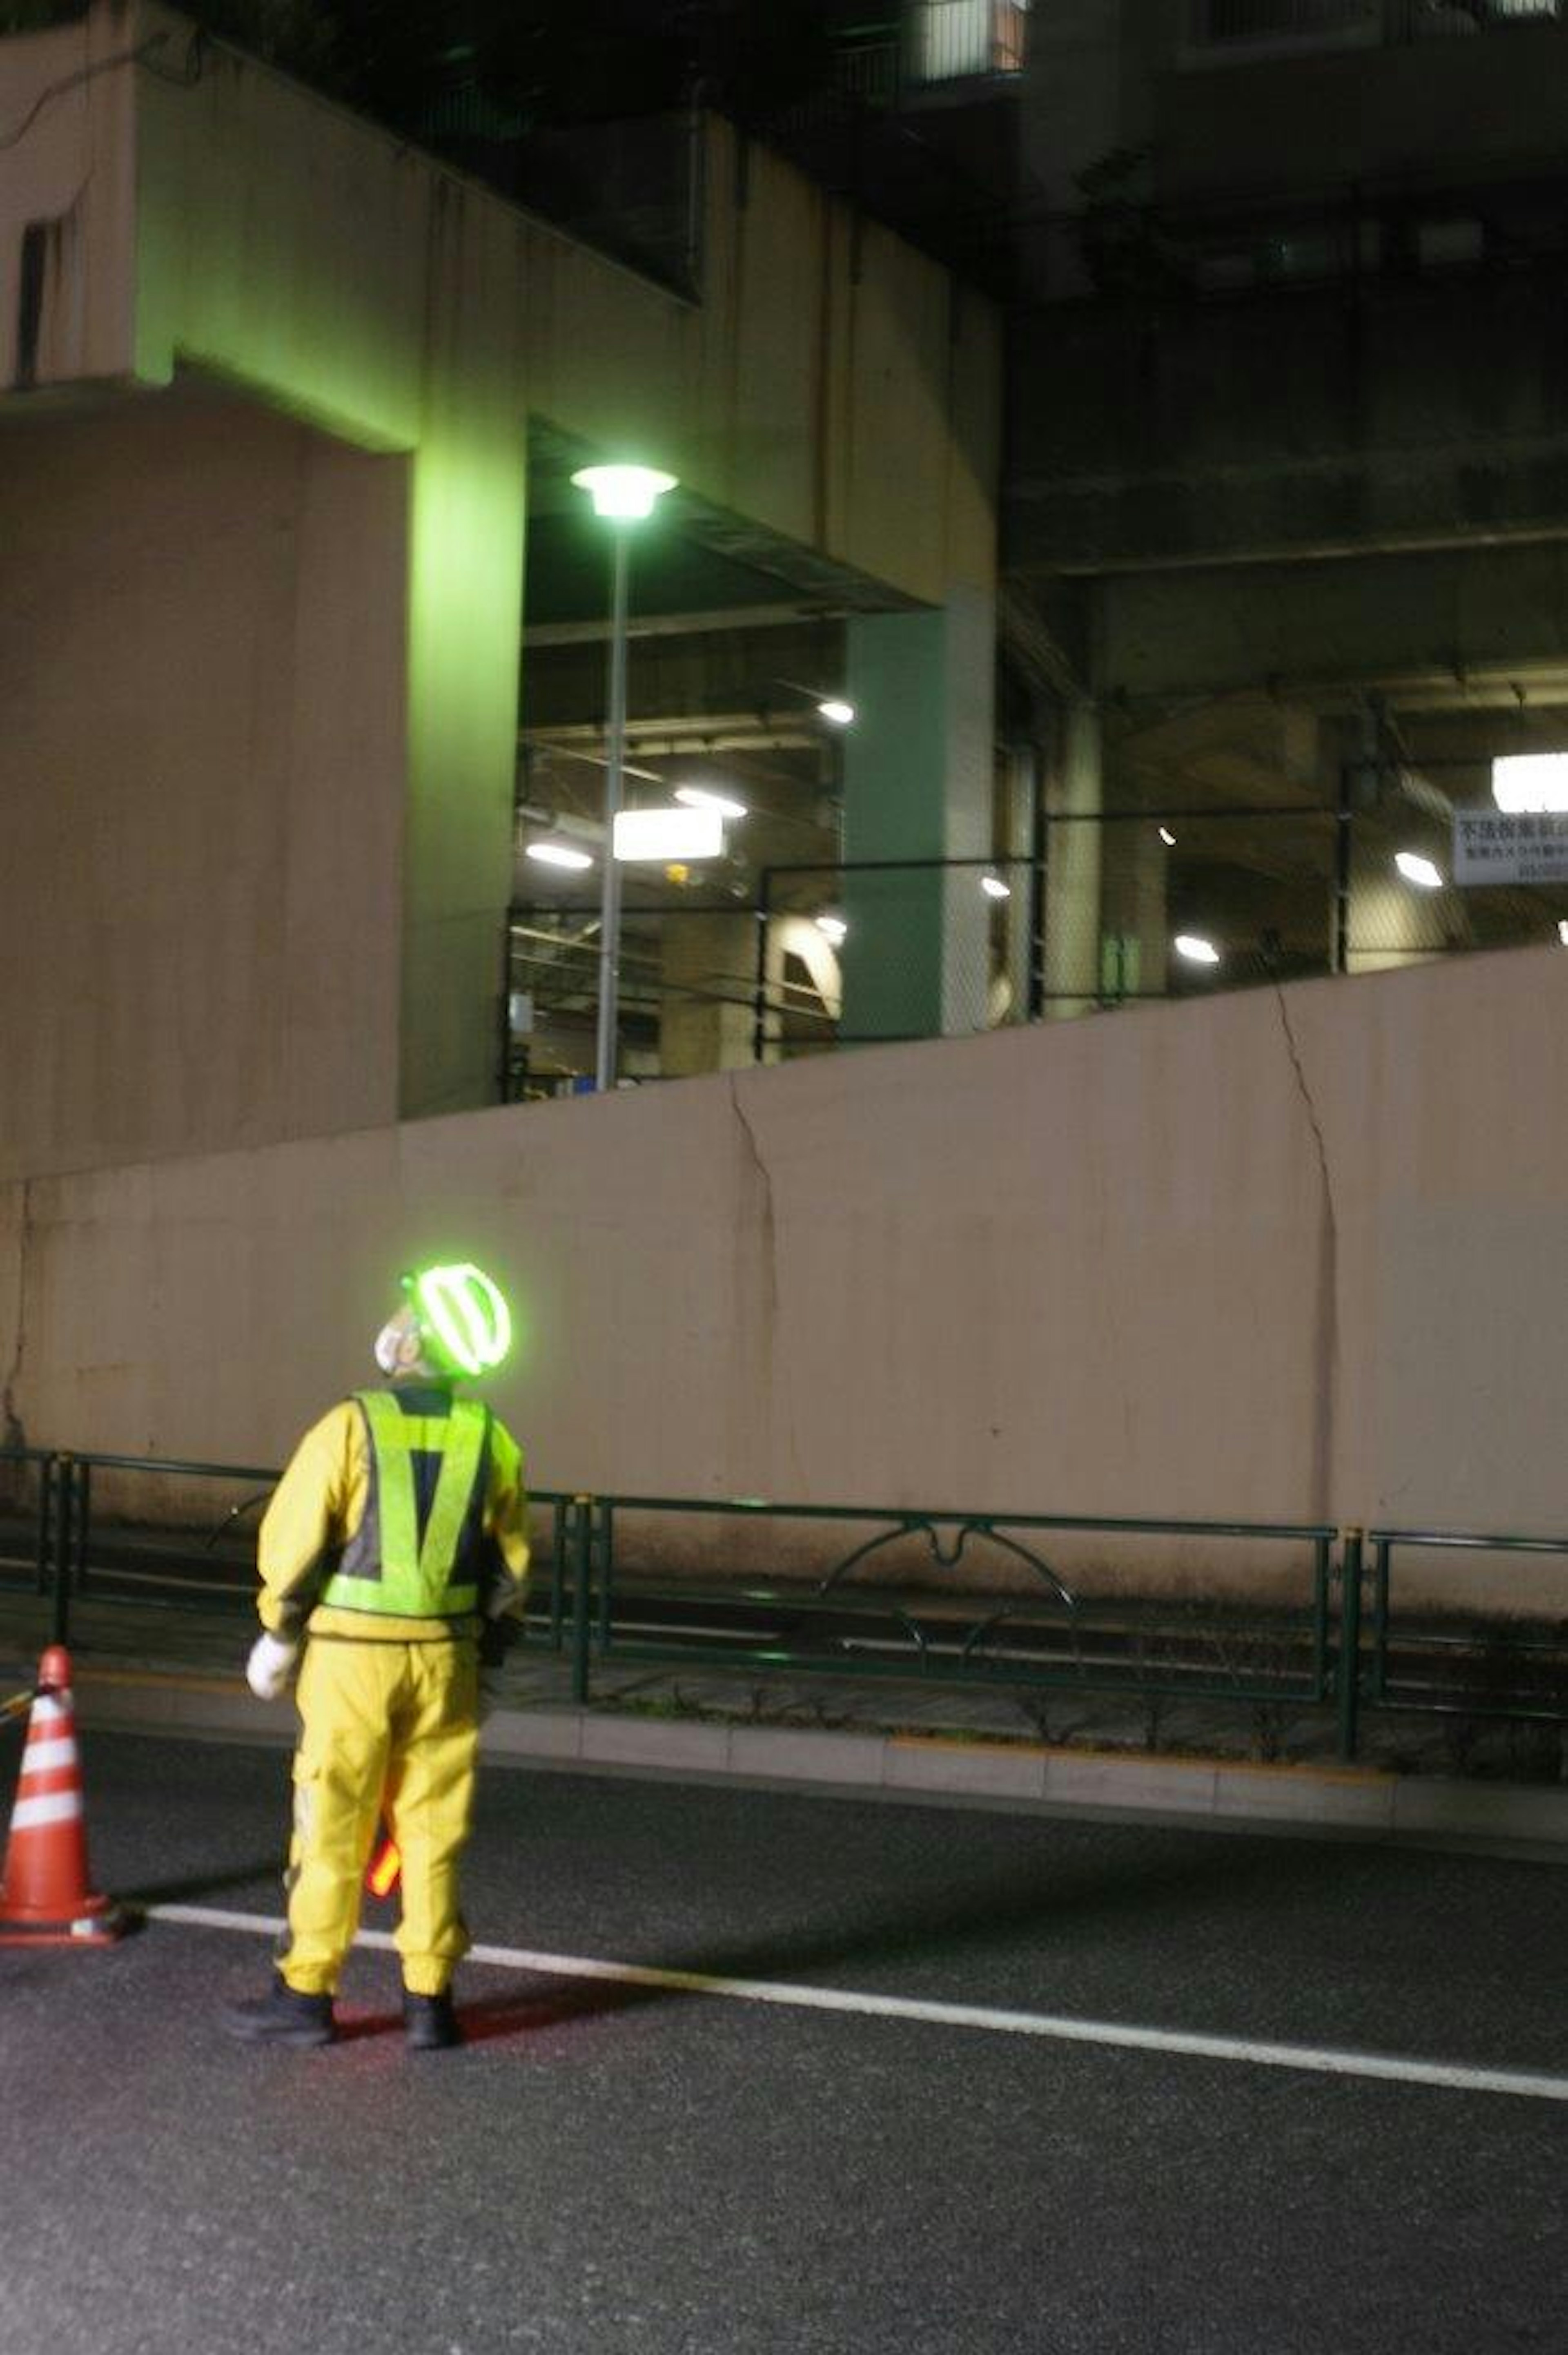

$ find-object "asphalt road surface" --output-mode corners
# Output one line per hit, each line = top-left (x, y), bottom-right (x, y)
(2, 1728), (1564, 2355)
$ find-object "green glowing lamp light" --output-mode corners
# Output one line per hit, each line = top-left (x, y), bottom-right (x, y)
(411, 1262), (513, 1377)
(570, 463), (678, 521)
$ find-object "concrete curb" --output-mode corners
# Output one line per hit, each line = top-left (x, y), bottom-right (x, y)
(64, 1662), (1568, 1848)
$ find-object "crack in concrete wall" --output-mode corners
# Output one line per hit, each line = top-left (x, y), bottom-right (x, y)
(1271, 984), (1338, 1521)
(729, 1075), (779, 1329)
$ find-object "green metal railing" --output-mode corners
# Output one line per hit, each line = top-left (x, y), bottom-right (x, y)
(0, 1449), (576, 1653)
(1350, 1524), (1568, 1760)
(4, 1449), (1566, 1764)
(569, 1491), (1343, 1733)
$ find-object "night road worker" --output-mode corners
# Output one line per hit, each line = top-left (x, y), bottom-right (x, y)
(222, 1262), (528, 2054)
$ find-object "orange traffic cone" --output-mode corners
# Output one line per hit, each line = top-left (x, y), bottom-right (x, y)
(0, 1646), (126, 1945)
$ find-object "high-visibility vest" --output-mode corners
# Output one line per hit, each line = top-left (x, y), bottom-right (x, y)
(318, 1390), (492, 1618)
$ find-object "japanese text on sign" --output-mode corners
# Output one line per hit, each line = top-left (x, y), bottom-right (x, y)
(1452, 812), (1568, 887)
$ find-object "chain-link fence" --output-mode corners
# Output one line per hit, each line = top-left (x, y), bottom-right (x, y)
(502, 858), (1036, 1093)
(501, 794), (1568, 1090)
(503, 889), (764, 1098)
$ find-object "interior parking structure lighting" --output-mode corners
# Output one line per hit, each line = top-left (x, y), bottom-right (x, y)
(675, 784), (748, 820)
(816, 912), (848, 946)
(1492, 753), (1568, 812)
(1173, 933), (1220, 966)
(1395, 851), (1443, 889)
(981, 873), (1011, 900)
(612, 805), (725, 863)
(526, 841), (593, 871)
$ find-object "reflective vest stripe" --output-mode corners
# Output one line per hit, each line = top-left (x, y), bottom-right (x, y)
(320, 1393), (488, 1617)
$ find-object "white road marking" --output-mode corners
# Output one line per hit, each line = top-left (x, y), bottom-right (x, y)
(151, 1900), (1568, 2104)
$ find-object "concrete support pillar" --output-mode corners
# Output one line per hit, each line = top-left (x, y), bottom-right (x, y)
(1042, 701), (1104, 1017)
(1102, 824), (1169, 1002)
(659, 913), (759, 1075)
(841, 588), (995, 1040)
(401, 201), (528, 1120)
(996, 740), (1037, 1024)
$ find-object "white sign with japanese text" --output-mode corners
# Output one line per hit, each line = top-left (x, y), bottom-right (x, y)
(1452, 812), (1568, 886)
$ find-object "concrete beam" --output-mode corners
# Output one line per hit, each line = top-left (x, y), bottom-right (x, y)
(1095, 538), (1568, 709)
(1008, 269), (1568, 577)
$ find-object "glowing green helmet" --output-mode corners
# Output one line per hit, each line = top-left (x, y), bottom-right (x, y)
(374, 1262), (513, 1381)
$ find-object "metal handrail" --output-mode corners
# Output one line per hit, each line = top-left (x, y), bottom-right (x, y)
(6, 1450), (1566, 1764)
(1358, 1525), (1568, 1737)
(0, 1448), (578, 1650)
(573, 1494), (1343, 1747)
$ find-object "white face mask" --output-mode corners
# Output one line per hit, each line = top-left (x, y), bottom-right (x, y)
(372, 1306), (439, 1380)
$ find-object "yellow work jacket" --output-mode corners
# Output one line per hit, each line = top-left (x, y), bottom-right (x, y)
(257, 1385), (529, 1644)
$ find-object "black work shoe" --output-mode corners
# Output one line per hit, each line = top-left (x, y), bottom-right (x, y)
(221, 1974), (336, 2048)
(404, 1989), (462, 2050)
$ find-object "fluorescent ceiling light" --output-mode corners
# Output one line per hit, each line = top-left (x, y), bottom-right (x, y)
(1395, 851), (1443, 890)
(1174, 933), (1220, 966)
(981, 874), (1011, 900)
(815, 913), (847, 945)
(526, 841), (593, 871)
(817, 698), (855, 727)
(612, 806), (725, 863)
(1492, 754), (1568, 812)
(570, 463), (678, 520)
(675, 784), (748, 820)
(1158, 827), (1177, 847)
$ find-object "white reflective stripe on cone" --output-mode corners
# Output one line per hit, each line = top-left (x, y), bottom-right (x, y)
(30, 1696), (67, 1724)
(10, 1792), (84, 1829)
(21, 1738), (78, 1774)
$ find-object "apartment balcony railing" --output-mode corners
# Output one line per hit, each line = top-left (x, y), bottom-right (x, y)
(909, 0), (1030, 82)
(1189, 0), (1560, 51)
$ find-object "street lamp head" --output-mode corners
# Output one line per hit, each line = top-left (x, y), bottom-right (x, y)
(571, 463), (678, 521)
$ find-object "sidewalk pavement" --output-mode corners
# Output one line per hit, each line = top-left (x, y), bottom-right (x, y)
(3, 1592), (1567, 1852)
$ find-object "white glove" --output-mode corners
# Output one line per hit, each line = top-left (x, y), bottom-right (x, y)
(246, 1631), (300, 1700)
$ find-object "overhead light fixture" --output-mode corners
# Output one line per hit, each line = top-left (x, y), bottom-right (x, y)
(675, 784), (748, 820)
(1559, 921), (1568, 947)
(815, 913), (847, 945)
(570, 462), (678, 521)
(777, 677), (856, 727)
(1158, 827), (1177, 847)
(981, 874), (1011, 900)
(1395, 850), (1443, 890)
(1492, 753), (1568, 812)
(613, 806), (725, 863)
(526, 841), (594, 871)
(1174, 933), (1220, 966)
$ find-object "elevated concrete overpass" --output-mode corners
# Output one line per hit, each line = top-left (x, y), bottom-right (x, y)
(0, 1), (999, 1177)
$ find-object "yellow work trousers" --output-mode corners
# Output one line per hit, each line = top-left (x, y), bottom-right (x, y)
(280, 1636), (481, 2000)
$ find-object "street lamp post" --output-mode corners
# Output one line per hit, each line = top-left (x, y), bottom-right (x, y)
(570, 462), (677, 1092)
